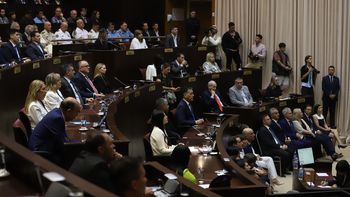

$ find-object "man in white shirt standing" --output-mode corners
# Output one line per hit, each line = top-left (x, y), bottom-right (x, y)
(245, 34), (266, 69)
(54, 22), (72, 45)
(74, 19), (89, 43)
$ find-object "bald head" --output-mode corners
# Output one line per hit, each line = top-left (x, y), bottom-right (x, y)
(76, 19), (85, 29)
(44, 22), (52, 31)
(208, 80), (217, 92)
(242, 127), (255, 142)
(60, 97), (81, 121)
(78, 60), (90, 74)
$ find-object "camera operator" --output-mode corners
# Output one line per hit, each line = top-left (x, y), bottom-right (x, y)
(201, 26), (222, 67)
(301, 55), (320, 105)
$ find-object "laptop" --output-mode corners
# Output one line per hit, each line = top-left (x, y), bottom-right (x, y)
(154, 179), (179, 197)
(297, 147), (315, 166)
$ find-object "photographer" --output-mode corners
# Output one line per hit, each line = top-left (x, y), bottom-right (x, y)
(245, 34), (266, 69)
(201, 26), (222, 67)
(301, 55), (320, 105)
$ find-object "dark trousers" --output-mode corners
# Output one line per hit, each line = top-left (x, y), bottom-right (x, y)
(264, 149), (291, 174)
(301, 86), (314, 106)
(323, 96), (337, 127)
(224, 50), (241, 70)
(315, 133), (335, 156)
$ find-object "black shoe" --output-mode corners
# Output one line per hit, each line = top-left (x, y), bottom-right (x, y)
(332, 153), (339, 161)
(283, 171), (291, 175)
(338, 144), (347, 149)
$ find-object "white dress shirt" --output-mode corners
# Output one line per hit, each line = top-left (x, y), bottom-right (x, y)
(150, 126), (176, 156)
(28, 100), (48, 128)
(54, 29), (73, 44)
(74, 27), (89, 39)
(44, 90), (64, 111)
(129, 38), (148, 50)
(146, 64), (157, 81)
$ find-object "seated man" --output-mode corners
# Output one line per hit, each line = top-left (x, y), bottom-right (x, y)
(170, 53), (189, 77)
(229, 77), (253, 107)
(257, 114), (292, 176)
(201, 80), (224, 113)
(116, 21), (134, 42)
(54, 22), (73, 45)
(60, 64), (87, 104)
(175, 87), (204, 130)
(28, 98), (81, 166)
(2, 29), (26, 64)
(25, 31), (47, 60)
(69, 131), (122, 192)
(73, 60), (104, 99)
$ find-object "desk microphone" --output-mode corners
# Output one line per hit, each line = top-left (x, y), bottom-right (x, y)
(114, 76), (130, 89)
(192, 125), (202, 133)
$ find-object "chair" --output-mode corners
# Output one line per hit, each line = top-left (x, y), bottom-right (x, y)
(255, 130), (283, 176)
(209, 175), (231, 188)
(18, 109), (32, 138)
(44, 182), (72, 197)
(12, 109), (32, 147)
(143, 132), (172, 166)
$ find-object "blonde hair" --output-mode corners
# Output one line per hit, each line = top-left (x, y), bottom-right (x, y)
(24, 80), (45, 113)
(93, 63), (106, 78)
(292, 108), (302, 121)
(206, 52), (215, 62)
(45, 73), (61, 91)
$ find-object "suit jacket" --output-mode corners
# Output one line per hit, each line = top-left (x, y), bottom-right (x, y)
(278, 118), (298, 140)
(302, 113), (314, 131)
(300, 65), (318, 84)
(170, 60), (188, 77)
(60, 77), (84, 104)
(93, 75), (112, 94)
(270, 119), (285, 143)
(1, 42), (23, 63)
(28, 108), (66, 166)
(93, 39), (116, 50)
(25, 42), (46, 60)
(69, 151), (114, 192)
(175, 99), (196, 128)
(201, 89), (222, 113)
(322, 75), (340, 100)
(164, 34), (180, 48)
(228, 85), (253, 106)
(73, 72), (95, 98)
(257, 126), (280, 153)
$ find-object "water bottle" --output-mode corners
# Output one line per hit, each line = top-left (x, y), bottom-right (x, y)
(292, 151), (299, 170)
(298, 162), (304, 180)
(100, 122), (106, 130)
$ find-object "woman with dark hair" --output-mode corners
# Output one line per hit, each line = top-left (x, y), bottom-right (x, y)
(150, 109), (177, 156)
(312, 104), (346, 149)
(171, 144), (197, 183)
(93, 28), (116, 50)
(300, 55), (320, 105)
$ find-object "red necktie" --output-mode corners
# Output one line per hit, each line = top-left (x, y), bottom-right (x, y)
(214, 94), (223, 112)
(85, 76), (98, 94)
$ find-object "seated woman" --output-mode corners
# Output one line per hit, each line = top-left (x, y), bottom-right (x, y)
(265, 73), (282, 98)
(157, 63), (180, 105)
(93, 28), (117, 50)
(202, 52), (221, 74)
(44, 73), (64, 111)
(171, 144), (197, 183)
(24, 80), (48, 128)
(93, 63), (112, 94)
(150, 109), (177, 156)
(146, 54), (163, 81)
(312, 104), (347, 149)
(129, 29), (148, 50)
(292, 108), (341, 160)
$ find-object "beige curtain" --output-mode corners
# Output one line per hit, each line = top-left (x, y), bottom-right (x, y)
(215, 0), (350, 138)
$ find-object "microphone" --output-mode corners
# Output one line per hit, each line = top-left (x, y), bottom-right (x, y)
(114, 76), (130, 89)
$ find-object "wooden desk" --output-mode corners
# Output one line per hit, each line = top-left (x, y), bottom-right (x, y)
(0, 134), (117, 197)
(293, 170), (337, 192)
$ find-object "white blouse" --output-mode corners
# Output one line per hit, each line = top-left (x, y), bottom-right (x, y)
(146, 64), (157, 81)
(44, 90), (64, 111)
(129, 38), (148, 50)
(28, 100), (48, 128)
(202, 61), (221, 74)
(150, 126), (176, 156)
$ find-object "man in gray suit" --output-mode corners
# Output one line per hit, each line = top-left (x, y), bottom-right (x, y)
(229, 77), (253, 106)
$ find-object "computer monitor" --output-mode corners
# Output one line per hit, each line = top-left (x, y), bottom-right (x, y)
(297, 147), (315, 166)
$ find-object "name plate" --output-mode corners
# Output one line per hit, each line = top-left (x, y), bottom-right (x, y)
(134, 91), (140, 98)
(211, 74), (220, 79)
(259, 106), (266, 112)
(32, 62), (40, 69)
(148, 85), (156, 92)
(243, 70), (252, 75)
(164, 48), (173, 53)
(279, 101), (287, 107)
(14, 66), (21, 74)
(197, 46), (207, 51)
(188, 77), (196, 83)
(53, 58), (61, 64)
(125, 50), (135, 56)
(124, 96), (129, 103)
(74, 55), (82, 61)
(297, 98), (306, 103)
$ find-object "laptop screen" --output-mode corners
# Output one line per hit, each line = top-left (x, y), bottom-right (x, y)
(297, 147), (315, 165)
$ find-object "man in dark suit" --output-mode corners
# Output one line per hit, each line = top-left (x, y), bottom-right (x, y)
(164, 27), (180, 48)
(221, 22), (242, 71)
(28, 98), (81, 166)
(70, 130), (122, 192)
(322, 65), (340, 128)
(25, 31), (47, 60)
(170, 53), (189, 77)
(257, 114), (291, 176)
(269, 107), (286, 144)
(60, 64), (86, 104)
(2, 29), (25, 64)
(201, 80), (224, 113)
(73, 60), (104, 99)
(175, 87), (204, 131)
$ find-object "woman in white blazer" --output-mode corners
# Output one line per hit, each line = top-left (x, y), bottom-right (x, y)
(44, 73), (64, 111)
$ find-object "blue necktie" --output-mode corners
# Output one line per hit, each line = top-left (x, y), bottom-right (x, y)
(268, 127), (281, 145)
(14, 46), (21, 61)
(188, 104), (195, 121)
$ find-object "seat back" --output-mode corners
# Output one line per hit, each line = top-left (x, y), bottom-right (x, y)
(12, 119), (29, 146)
(44, 182), (72, 197)
(209, 175), (231, 188)
(19, 109), (32, 138)
(139, 68), (147, 80)
(143, 132), (153, 161)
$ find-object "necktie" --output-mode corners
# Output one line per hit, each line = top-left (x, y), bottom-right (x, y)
(70, 81), (83, 104)
(36, 43), (44, 55)
(268, 127), (281, 145)
(85, 76), (98, 94)
(187, 103), (195, 121)
(214, 94), (223, 112)
(14, 46), (21, 61)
